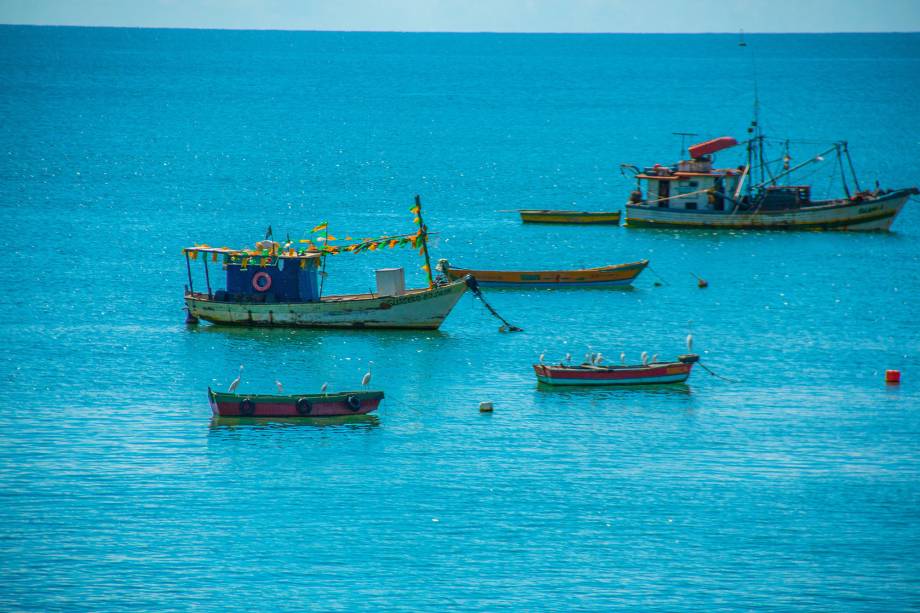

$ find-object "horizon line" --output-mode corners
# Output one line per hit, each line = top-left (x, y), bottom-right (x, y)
(1, 22), (919, 35)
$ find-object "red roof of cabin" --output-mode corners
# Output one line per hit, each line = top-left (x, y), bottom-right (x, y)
(688, 136), (738, 159)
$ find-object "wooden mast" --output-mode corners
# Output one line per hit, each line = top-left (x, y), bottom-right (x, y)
(414, 195), (434, 288)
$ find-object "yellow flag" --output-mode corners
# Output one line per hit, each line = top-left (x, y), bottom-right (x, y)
(368, 242), (379, 251)
(311, 222), (328, 233)
(326, 235), (337, 241)
(388, 239), (399, 248)
(413, 217), (420, 224)
(421, 264), (430, 272)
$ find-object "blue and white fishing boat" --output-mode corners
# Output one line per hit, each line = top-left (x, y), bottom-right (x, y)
(621, 134), (916, 231)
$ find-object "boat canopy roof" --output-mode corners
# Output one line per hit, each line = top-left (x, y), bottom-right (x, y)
(184, 244), (322, 261)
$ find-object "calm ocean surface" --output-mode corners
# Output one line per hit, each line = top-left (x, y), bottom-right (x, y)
(1, 26), (919, 611)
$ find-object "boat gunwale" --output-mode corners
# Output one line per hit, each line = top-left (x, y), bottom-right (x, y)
(626, 187), (915, 217)
(518, 209), (622, 216)
(209, 388), (384, 403)
(186, 276), (469, 305)
(446, 259), (648, 277)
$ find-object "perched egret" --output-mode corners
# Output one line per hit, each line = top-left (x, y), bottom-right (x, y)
(620, 352), (626, 365)
(539, 351), (546, 365)
(686, 334), (694, 353)
(641, 351), (649, 366)
(320, 382), (328, 396)
(593, 352), (604, 365)
(275, 380), (284, 394)
(651, 354), (658, 363)
(228, 365), (243, 393)
(361, 362), (373, 389)
(564, 353), (572, 365)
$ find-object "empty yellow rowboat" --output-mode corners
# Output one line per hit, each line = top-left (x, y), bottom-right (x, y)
(518, 209), (622, 224)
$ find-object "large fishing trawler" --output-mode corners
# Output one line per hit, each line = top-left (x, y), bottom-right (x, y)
(621, 133), (916, 231)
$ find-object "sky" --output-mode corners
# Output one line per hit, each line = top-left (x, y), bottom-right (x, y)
(0, 0), (918, 33)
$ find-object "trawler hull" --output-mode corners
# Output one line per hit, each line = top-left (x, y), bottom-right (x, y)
(625, 189), (914, 231)
(185, 277), (468, 329)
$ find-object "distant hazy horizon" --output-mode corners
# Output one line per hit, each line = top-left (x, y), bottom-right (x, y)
(1, 0), (918, 34)
(1, 24), (919, 35)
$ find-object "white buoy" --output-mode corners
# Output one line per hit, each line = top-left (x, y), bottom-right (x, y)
(479, 401), (494, 413)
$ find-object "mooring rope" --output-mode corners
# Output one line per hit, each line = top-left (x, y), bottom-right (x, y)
(464, 276), (523, 332)
(698, 361), (738, 383)
(646, 263), (669, 286)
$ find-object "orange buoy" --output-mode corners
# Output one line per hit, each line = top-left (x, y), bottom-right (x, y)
(886, 370), (901, 384)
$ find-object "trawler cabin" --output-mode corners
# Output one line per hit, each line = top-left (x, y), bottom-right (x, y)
(632, 137), (742, 212)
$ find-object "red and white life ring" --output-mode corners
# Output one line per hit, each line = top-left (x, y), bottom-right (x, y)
(252, 271), (272, 292)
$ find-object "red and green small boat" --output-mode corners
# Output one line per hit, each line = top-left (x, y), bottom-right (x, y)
(208, 388), (384, 417)
(533, 354), (699, 386)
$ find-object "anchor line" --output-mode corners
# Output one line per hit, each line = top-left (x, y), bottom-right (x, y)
(646, 264), (669, 286)
(698, 361), (738, 383)
(464, 276), (523, 332)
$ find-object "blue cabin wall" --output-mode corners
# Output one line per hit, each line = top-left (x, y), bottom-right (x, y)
(222, 259), (319, 302)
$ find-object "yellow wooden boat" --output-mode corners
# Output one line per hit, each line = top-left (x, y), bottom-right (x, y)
(440, 259), (647, 287)
(518, 209), (622, 224)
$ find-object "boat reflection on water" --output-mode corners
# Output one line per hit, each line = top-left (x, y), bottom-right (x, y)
(536, 381), (692, 397)
(209, 414), (380, 431)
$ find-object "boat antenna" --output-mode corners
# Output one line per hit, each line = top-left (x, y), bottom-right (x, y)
(741, 30), (762, 196)
(672, 132), (698, 159)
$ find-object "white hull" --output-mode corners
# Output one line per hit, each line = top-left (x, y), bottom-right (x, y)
(625, 190), (913, 231)
(186, 278), (468, 330)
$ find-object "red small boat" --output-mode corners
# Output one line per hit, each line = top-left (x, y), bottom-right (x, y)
(208, 388), (384, 417)
(533, 354), (699, 386)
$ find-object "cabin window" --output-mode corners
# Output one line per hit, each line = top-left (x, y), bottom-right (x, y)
(685, 201), (697, 210)
(689, 181), (699, 187)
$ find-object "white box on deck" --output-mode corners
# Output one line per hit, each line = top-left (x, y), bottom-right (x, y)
(375, 268), (406, 296)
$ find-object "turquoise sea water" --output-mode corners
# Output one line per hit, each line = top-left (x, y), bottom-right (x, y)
(1, 26), (920, 610)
